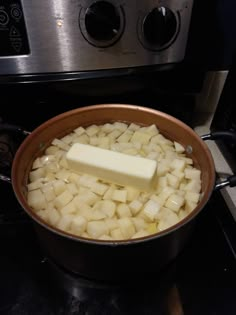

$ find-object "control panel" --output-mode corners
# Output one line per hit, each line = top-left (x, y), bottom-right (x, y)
(0, 0), (29, 56)
(0, 0), (194, 76)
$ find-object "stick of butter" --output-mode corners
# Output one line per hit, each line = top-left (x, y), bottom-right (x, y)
(66, 143), (157, 191)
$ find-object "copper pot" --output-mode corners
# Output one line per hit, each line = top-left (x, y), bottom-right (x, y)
(1, 104), (235, 281)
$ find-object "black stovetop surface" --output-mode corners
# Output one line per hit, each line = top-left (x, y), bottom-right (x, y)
(0, 182), (236, 315)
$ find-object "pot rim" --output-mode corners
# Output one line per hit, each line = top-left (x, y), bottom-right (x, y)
(12, 103), (216, 246)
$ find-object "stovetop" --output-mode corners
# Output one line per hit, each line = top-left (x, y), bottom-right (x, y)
(1, 180), (236, 315)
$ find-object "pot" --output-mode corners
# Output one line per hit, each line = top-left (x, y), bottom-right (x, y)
(1, 104), (236, 281)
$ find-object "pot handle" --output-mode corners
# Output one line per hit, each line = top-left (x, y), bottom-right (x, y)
(201, 131), (236, 190)
(0, 123), (31, 185)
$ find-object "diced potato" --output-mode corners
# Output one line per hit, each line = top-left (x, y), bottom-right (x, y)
(29, 168), (45, 182)
(131, 217), (148, 231)
(87, 221), (109, 238)
(48, 208), (61, 226)
(60, 201), (76, 215)
(99, 234), (113, 241)
(165, 194), (185, 212)
(185, 168), (201, 181)
(105, 218), (119, 231)
(170, 158), (186, 171)
(132, 230), (149, 239)
(116, 130), (133, 143)
(32, 157), (43, 169)
(27, 179), (44, 191)
(41, 183), (56, 202)
(86, 124), (99, 136)
(45, 145), (59, 155)
(73, 191), (100, 207)
(27, 189), (47, 211)
(185, 191), (200, 203)
(174, 141), (185, 153)
(52, 138), (70, 151)
(146, 223), (158, 234)
(71, 216), (87, 236)
(157, 208), (179, 231)
(126, 186), (140, 201)
(166, 173), (180, 189)
(66, 183), (79, 196)
(74, 126), (85, 136)
(130, 130), (152, 144)
(129, 199), (143, 215)
(57, 214), (74, 231)
(111, 228), (125, 240)
(118, 218), (135, 239)
(54, 190), (74, 209)
(185, 200), (197, 213)
(93, 200), (116, 218)
(89, 182), (108, 196)
(52, 180), (66, 196)
(111, 189), (127, 203)
(116, 203), (132, 218)
(143, 199), (161, 221)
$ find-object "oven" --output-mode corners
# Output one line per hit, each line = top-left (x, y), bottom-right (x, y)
(1, 0), (236, 314)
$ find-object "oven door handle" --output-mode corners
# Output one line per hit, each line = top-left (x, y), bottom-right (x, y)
(0, 123), (31, 184)
(201, 131), (236, 190)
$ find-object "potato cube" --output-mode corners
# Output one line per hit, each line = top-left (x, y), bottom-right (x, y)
(60, 201), (76, 215)
(105, 218), (119, 231)
(71, 216), (87, 236)
(165, 194), (184, 212)
(143, 199), (161, 221)
(86, 124), (99, 136)
(74, 126), (86, 136)
(54, 190), (73, 209)
(66, 183), (79, 196)
(111, 189), (127, 203)
(185, 168), (201, 181)
(170, 158), (186, 171)
(126, 186), (140, 201)
(93, 200), (116, 218)
(57, 214), (74, 232)
(146, 223), (158, 234)
(166, 173), (180, 189)
(157, 208), (179, 231)
(174, 141), (185, 153)
(132, 230), (149, 239)
(41, 183), (56, 202)
(73, 191), (99, 207)
(118, 218), (135, 239)
(129, 199), (143, 215)
(52, 180), (66, 196)
(185, 191), (200, 203)
(89, 182), (108, 196)
(111, 228), (125, 240)
(27, 189), (47, 211)
(130, 130), (152, 144)
(131, 217), (148, 231)
(45, 145), (59, 155)
(51, 138), (70, 151)
(27, 179), (44, 191)
(116, 203), (132, 218)
(29, 168), (45, 182)
(48, 208), (61, 226)
(87, 221), (109, 238)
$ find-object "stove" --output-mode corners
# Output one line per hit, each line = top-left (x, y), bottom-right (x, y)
(1, 169), (236, 314)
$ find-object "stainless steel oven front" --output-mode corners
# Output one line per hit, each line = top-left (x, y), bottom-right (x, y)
(0, 0), (193, 75)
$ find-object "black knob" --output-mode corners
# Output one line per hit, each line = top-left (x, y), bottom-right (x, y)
(143, 7), (177, 49)
(85, 1), (121, 41)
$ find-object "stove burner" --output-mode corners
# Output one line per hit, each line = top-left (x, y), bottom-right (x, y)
(43, 256), (184, 315)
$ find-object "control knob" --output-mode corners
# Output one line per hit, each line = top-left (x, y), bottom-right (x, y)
(142, 7), (178, 50)
(84, 1), (123, 45)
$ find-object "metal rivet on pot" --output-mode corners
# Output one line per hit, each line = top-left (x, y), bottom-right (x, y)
(186, 145), (193, 154)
